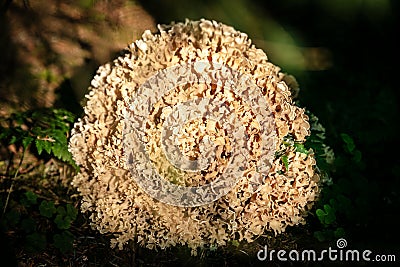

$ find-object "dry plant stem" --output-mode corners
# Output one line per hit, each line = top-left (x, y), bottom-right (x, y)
(131, 224), (138, 266)
(5, 151), (14, 178)
(2, 147), (26, 216)
(130, 241), (136, 267)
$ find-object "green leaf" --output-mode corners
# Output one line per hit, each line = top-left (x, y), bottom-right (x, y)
(57, 206), (66, 216)
(10, 113), (24, 125)
(25, 191), (38, 205)
(231, 240), (240, 247)
(324, 211), (336, 225)
(329, 198), (338, 210)
(35, 139), (53, 155)
(39, 200), (56, 218)
(281, 155), (289, 171)
(0, 128), (9, 140)
(66, 204), (78, 220)
(340, 133), (355, 153)
(314, 231), (326, 242)
(35, 139), (43, 154)
(53, 231), (74, 253)
(314, 229), (335, 242)
(20, 191), (38, 207)
(209, 244), (218, 252)
(22, 135), (34, 149)
(322, 204), (336, 225)
(316, 208), (326, 221)
(352, 149), (362, 163)
(323, 204), (335, 213)
(1, 108), (76, 167)
(316, 204), (337, 225)
(334, 227), (345, 238)
(54, 214), (72, 230)
(43, 141), (52, 154)
(54, 205), (77, 229)
(10, 135), (18, 144)
(51, 141), (73, 163)
(294, 143), (309, 154)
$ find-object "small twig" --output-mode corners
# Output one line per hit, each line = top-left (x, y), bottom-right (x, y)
(5, 149), (14, 177)
(131, 224), (138, 266)
(17, 159), (43, 174)
(77, 236), (96, 240)
(108, 261), (119, 267)
(2, 147), (26, 216)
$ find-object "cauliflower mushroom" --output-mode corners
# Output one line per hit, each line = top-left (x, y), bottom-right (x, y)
(69, 19), (320, 253)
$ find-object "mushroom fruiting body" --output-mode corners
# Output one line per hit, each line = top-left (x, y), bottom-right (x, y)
(69, 19), (320, 252)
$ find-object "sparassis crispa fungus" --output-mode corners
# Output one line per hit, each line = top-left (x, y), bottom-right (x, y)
(69, 19), (320, 253)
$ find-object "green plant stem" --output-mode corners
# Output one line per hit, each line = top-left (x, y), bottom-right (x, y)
(2, 148), (26, 216)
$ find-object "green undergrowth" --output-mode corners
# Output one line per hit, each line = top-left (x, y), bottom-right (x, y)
(0, 108), (77, 168)
(0, 191), (78, 253)
(0, 108), (79, 259)
(305, 112), (370, 244)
